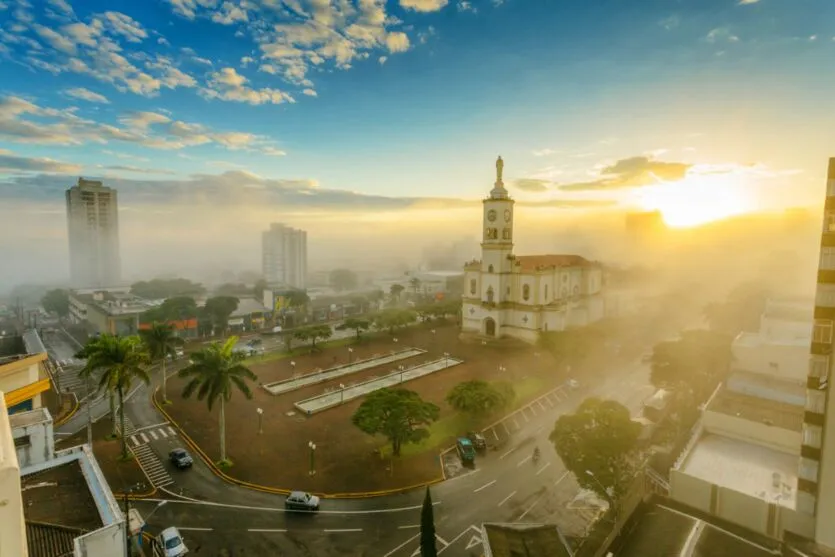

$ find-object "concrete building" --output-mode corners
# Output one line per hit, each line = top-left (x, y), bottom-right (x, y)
(262, 223), (307, 289)
(0, 395), (27, 557)
(461, 157), (605, 343)
(0, 330), (51, 415)
(480, 523), (573, 557)
(66, 178), (122, 288)
(68, 289), (160, 336)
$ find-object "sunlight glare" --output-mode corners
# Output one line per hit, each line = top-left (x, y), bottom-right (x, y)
(637, 174), (755, 228)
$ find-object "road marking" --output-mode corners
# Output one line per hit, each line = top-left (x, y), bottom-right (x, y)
(498, 491), (516, 507)
(545, 396), (555, 407)
(140, 432), (149, 444)
(177, 527), (213, 531)
(522, 410), (530, 422)
(141, 497), (442, 515)
(534, 425), (543, 434)
(491, 428), (499, 441)
(474, 480), (496, 493)
(517, 497), (543, 522)
(437, 525), (483, 555)
(512, 417), (520, 429)
(554, 471), (570, 486)
(536, 462), (552, 476)
(248, 528), (287, 533)
(517, 455), (532, 467)
(167, 426), (176, 436)
(499, 447), (515, 460)
(159, 428), (168, 438)
(398, 525), (420, 529)
(537, 400), (547, 412)
(130, 435), (138, 446)
(324, 528), (363, 533)
(135, 421), (170, 433)
(150, 430), (159, 441)
(502, 422), (510, 435)
(436, 534), (450, 547)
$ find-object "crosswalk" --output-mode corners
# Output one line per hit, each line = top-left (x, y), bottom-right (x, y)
(131, 444), (174, 488)
(129, 425), (177, 447)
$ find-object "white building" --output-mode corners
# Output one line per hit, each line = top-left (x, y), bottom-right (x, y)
(66, 178), (122, 289)
(461, 157), (605, 343)
(262, 223), (308, 289)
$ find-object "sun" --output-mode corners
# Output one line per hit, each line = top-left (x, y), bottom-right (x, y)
(635, 173), (756, 228)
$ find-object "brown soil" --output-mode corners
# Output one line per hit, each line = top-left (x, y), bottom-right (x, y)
(164, 322), (568, 493)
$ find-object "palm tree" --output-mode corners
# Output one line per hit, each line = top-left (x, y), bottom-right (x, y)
(178, 337), (258, 466)
(78, 335), (151, 459)
(390, 283), (405, 304)
(139, 321), (184, 404)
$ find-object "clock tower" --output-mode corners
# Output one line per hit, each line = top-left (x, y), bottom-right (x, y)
(480, 156), (515, 303)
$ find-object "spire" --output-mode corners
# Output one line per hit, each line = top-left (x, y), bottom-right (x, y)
(490, 155), (508, 199)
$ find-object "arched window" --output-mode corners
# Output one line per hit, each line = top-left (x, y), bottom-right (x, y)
(486, 287), (494, 304)
(502, 228), (511, 240)
(544, 285), (549, 300)
(488, 264), (494, 273)
(470, 279), (476, 295)
(572, 285), (580, 298)
(523, 284), (530, 301)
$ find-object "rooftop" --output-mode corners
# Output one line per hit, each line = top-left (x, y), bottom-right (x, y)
(21, 460), (103, 531)
(733, 331), (809, 348)
(680, 433), (797, 508)
(230, 297), (268, 317)
(708, 385), (804, 431)
(9, 406), (51, 428)
(514, 254), (593, 272)
(482, 523), (573, 557)
(26, 521), (88, 557)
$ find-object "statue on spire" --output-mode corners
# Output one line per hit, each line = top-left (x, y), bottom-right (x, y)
(496, 156), (504, 183)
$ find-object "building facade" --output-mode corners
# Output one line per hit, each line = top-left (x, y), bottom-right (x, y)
(461, 157), (605, 344)
(262, 223), (308, 289)
(66, 178), (122, 288)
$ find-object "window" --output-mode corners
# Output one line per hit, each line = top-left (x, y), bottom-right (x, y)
(821, 247), (835, 270)
(561, 287), (568, 298)
(486, 287), (494, 304)
(572, 285), (580, 298)
(813, 320), (833, 344)
(803, 424), (823, 448)
(562, 274), (567, 282)
(799, 457), (820, 483)
(502, 228), (511, 240)
(485, 228), (498, 240)
(470, 279), (476, 295)
(824, 211), (835, 233)
(14, 435), (30, 448)
(810, 356), (830, 378)
(522, 284), (530, 301)
(488, 264), (494, 273)
(807, 390), (826, 414)
(544, 285), (549, 300)
(817, 285), (835, 307)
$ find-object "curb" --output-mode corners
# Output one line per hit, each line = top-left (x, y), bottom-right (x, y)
(54, 393), (80, 427)
(151, 387), (444, 499)
(114, 487), (158, 499)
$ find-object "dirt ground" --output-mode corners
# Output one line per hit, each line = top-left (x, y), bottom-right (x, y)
(164, 321), (570, 493)
(57, 418), (151, 495)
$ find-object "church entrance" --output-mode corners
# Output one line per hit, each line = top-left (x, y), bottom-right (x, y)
(484, 317), (496, 337)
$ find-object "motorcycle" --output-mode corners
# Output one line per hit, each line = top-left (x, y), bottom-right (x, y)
(532, 447), (541, 464)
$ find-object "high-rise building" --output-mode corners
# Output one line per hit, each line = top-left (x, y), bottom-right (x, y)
(802, 158), (835, 547)
(262, 223), (307, 289)
(65, 178), (121, 288)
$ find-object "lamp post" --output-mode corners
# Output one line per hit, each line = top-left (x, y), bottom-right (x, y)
(498, 365), (506, 374)
(585, 470), (616, 519)
(257, 407), (263, 435)
(85, 372), (92, 449)
(348, 347), (354, 363)
(143, 500), (167, 522)
(308, 441), (317, 476)
(398, 365), (406, 384)
(443, 352), (450, 367)
(290, 361), (296, 376)
(339, 383), (346, 404)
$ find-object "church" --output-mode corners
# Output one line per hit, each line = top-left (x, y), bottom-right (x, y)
(461, 157), (606, 343)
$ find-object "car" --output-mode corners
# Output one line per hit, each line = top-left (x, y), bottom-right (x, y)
(466, 431), (487, 452)
(285, 491), (320, 511)
(568, 378), (580, 389)
(456, 437), (476, 464)
(158, 526), (188, 557)
(169, 448), (193, 469)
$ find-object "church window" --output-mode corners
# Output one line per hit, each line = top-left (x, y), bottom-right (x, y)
(506, 286), (510, 296)
(572, 285), (580, 298)
(488, 265), (494, 273)
(522, 284), (530, 301)
(486, 287), (494, 304)
(470, 279), (476, 295)
(544, 285), (548, 300)
(502, 228), (511, 240)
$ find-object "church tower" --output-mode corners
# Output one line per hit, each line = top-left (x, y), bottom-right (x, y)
(480, 156), (515, 305)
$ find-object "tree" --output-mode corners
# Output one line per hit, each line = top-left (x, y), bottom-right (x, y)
(337, 317), (371, 341)
(420, 487), (437, 557)
(293, 324), (332, 351)
(78, 335), (151, 459)
(178, 337), (258, 465)
(330, 269), (358, 292)
(538, 327), (599, 367)
(352, 388), (439, 456)
(139, 322), (184, 404)
(550, 398), (641, 499)
(703, 282), (768, 336)
(141, 296), (198, 324)
(284, 289), (310, 309)
(409, 277), (422, 295)
(252, 279), (267, 301)
(371, 308), (417, 334)
(41, 288), (70, 317)
(203, 296), (240, 335)
(650, 329), (731, 401)
(351, 296), (368, 314)
(446, 380), (510, 420)
(390, 283), (405, 303)
(130, 278), (205, 299)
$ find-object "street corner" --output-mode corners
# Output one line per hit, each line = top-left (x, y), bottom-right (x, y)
(436, 525), (484, 556)
(441, 450), (472, 480)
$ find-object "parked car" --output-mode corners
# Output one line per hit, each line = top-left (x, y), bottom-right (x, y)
(568, 378), (580, 390)
(158, 526), (188, 557)
(466, 431), (487, 452)
(285, 491), (321, 511)
(456, 437), (476, 464)
(169, 448), (193, 469)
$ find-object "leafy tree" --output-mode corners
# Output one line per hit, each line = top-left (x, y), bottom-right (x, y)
(538, 326), (599, 367)
(351, 296), (368, 314)
(650, 329), (731, 401)
(330, 269), (358, 292)
(130, 278), (205, 299)
(371, 308), (417, 334)
(203, 296), (240, 334)
(352, 388), (440, 456)
(337, 317), (371, 341)
(409, 277), (422, 294)
(141, 296), (198, 324)
(139, 322), (184, 404)
(293, 324), (333, 351)
(178, 337), (258, 465)
(284, 289), (310, 309)
(41, 288), (70, 317)
(215, 282), (251, 296)
(446, 380), (510, 419)
(549, 398), (641, 499)
(390, 283), (405, 303)
(703, 282), (768, 336)
(77, 335), (151, 459)
(253, 279), (267, 301)
(420, 487), (437, 557)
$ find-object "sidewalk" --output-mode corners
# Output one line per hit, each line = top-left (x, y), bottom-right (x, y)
(55, 382), (146, 436)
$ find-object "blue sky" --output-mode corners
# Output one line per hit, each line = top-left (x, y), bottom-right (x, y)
(0, 0), (834, 285)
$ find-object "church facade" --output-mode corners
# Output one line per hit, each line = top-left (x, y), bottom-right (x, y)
(461, 157), (606, 344)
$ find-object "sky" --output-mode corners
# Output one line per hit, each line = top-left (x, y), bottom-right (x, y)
(0, 0), (834, 288)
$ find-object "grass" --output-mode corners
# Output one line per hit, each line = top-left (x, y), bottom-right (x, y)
(216, 459), (234, 469)
(243, 336), (357, 365)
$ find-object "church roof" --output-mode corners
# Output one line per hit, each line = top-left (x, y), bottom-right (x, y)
(515, 254), (592, 271)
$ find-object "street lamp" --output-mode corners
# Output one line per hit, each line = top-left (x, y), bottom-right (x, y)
(290, 361), (296, 376)
(257, 407), (263, 435)
(339, 383), (346, 404)
(443, 352), (450, 367)
(308, 441), (317, 476)
(143, 500), (167, 522)
(498, 365), (506, 374)
(398, 365), (406, 384)
(348, 347), (354, 363)
(585, 470), (616, 518)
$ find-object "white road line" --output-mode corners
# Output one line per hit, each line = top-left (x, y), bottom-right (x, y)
(150, 430), (159, 441)
(383, 533), (420, 557)
(491, 428), (499, 441)
(177, 527), (213, 531)
(535, 462), (552, 476)
(522, 410), (530, 422)
(140, 432), (149, 443)
(248, 528), (287, 533)
(502, 422), (510, 435)
(534, 426), (543, 434)
(130, 435), (138, 446)
(159, 428), (168, 438)
(141, 498), (442, 516)
(436, 535), (450, 547)
(498, 491), (516, 507)
(167, 426), (175, 436)
(512, 417), (520, 429)
(324, 528), (363, 533)
(474, 480), (496, 493)
(545, 397), (555, 407)
(398, 525), (420, 529)
(134, 421), (170, 433)
(499, 447), (515, 460)
(517, 455), (532, 467)
(537, 400), (547, 412)
(554, 471), (570, 487)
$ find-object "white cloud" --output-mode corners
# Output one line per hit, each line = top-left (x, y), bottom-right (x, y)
(0, 148), (82, 173)
(240, 56), (253, 67)
(119, 111), (171, 130)
(211, 1), (248, 25)
(97, 164), (176, 175)
(302, 88), (317, 97)
(399, 0), (449, 12)
(260, 146), (286, 157)
(99, 11), (147, 43)
(47, 0), (74, 16)
(706, 27), (739, 43)
(532, 148), (560, 157)
(385, 31), (410, 53)
(457, 1), (476, 13)
(64, 87), (110, 103)
(157, 36), (170, 46)
(738, 0), (760, 4)
(378, 55), (387, 64)
(33, 24), (76, 54)
(203, 67), (295, 105)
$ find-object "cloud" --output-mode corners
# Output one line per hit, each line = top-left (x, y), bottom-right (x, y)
(659, 16), (679, 30)
(511, 179), (552, 192)
(97, 164), (176, 175)
(400, 0), (449, 12)
(211, 1), (248, 25)
(738, 0), (760, 4)
(119, 111), (171, 130)
(385, 32), (410, 53)
(557, 156), (692, 191)
(203, 67), (295, 105)
(457, 1), (477, 13)
(706, 27), (740, 43)
(0, 149), (81, 173)
(532, 148), (559, 157)
(47, 0), (74, 16)
(378, 55), (388, 64)
(302, 88), (317, 97)
(63, 87), (109, 103)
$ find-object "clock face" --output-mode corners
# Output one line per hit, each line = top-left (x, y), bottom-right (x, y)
(504, 209), (511, 222)
(487, 210), (497, 222)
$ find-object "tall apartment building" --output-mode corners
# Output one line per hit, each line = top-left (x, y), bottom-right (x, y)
(262, 223), (307, 289)
(803, 157), (835, 548)
(65, 178), (121, 288)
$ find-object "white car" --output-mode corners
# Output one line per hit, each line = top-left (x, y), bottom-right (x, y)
(158, 526), (188, 557)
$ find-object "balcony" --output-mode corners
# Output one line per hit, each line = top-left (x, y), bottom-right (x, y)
(804, 411), (825, 427)
(797, 477), (818, 495)
(801, 445), (822, 460)
(815, 306), (835, 319)
(811, 342), (832, 356)
(819, 270), (835, 284)
(822, 233), (835, 248)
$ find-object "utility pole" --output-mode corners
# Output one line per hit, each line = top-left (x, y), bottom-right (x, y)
(85, 374), (93, 448)
(124, 489), (132, 556)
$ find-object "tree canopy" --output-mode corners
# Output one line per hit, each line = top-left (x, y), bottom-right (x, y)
(352, 388), (440, 456)
(703, 282), (769, 336)
(293, 324), (333, 351)
(446, 380), (513, 418)
(203, 296), (240, 332)
(140, 296), (198, 324)
(337, 317), (371, 340)
(130, 278), (206, 299)
(390, 283), (405, 302)
(371, 308), (417, 334)
(41, 288), (70, 317)
(550, 397), (641, 499)
(215, 282), (252, 297)
(650, 329), (732, 400)
(330, 269), (359, 292)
